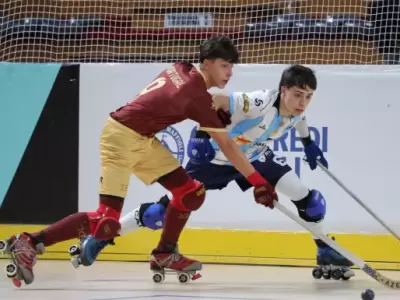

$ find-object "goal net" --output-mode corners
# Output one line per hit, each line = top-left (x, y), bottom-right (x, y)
(0, 0), (398, 64)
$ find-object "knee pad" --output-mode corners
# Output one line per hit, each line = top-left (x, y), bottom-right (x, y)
(170, 180), (206, 212)
(87, 204), (121, 240)
(139, 195), (169, 230)
(293, 189), (326, 223)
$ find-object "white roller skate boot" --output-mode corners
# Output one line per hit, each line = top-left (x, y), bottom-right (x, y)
(312, 237), (355, 281)
(0, 233), (45, 287)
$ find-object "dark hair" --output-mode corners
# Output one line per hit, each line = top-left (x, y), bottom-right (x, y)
(279, 64), (317, 90)
(199, 36), (239, 64)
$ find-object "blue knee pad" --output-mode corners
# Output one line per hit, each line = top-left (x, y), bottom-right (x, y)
(296, 189), (326, 223)
(141, 203), (166, 230)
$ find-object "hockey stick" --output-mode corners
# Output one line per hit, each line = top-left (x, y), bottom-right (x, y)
(315, 160), (400, 242)
(273, 200), (400, 290)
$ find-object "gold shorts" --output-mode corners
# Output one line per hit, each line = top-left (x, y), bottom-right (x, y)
(98, 117), (180, 198)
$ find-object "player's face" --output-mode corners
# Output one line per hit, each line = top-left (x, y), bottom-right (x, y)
(204, 58), (233, 88)
(281, 85), (314, 116)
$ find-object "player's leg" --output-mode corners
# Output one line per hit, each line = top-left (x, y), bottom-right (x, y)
(275, 169), (354, 279)
(135, 142), (245, 275)
(1, 118), (134, 283)
(118, 159), (236, 233)
(77, 160), (240, 267)
(236, 149), (353, 276)
(73, 196), (170, 267)
(66, 118), (161, 267)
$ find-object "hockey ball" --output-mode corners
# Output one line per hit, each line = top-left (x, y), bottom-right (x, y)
(361, 289), (375, 300)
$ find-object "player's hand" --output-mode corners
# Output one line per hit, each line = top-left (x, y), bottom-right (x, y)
(247, 172), (278, 209)
(187, 126), (216, 164)
(216, 108), (232, 126)
(303, 140), (328, 170)
(253, 182), (278, 209)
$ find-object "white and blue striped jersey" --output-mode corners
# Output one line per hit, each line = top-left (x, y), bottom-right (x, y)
(210, 89), (304, 166)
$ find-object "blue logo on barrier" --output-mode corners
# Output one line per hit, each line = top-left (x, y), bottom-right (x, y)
(157, 126), (185, 164)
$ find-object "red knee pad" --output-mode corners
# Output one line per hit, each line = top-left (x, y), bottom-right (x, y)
(87, 204), (121, 240)
(170, 180), (206, 212)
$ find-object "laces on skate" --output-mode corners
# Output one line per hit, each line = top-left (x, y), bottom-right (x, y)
(8, 236), (38, 269)
(151, 251), (181, 270)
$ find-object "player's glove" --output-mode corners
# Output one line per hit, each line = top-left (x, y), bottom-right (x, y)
(302, 136), (328, 171)
(247, 172), (278, 209)
(216, 108), (232, 126)
(187, 126), (216, 164)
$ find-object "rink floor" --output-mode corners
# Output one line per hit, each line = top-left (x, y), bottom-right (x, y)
(1, 260), (400, 300)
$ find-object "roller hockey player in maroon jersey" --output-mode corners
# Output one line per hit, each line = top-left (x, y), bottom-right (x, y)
(0, 36), (279, 287)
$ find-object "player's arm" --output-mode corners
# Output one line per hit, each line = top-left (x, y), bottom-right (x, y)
(186, 93), (278, 208)
(294, 116), (328, 170)
(211, 90), (272, 119)
(294, 116), (311, 142)
(227, 90), (272, 118)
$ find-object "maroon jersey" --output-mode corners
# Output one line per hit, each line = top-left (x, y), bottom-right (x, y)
(111, 62), (226, 136)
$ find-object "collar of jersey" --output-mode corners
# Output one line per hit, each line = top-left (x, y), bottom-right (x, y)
(194, 66), (209, 88)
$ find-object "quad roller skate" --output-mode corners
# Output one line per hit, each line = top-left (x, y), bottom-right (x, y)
(150, 244), (202, 284)
(312, 237), (355, 281)
(0, 233), (45, 288)
(68, 235), (114, 268)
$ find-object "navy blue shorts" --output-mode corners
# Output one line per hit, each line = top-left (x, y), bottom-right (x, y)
(185, 149), (292, 191)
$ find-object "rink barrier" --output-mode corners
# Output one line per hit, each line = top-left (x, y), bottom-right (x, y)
(1, 225), (399, 270)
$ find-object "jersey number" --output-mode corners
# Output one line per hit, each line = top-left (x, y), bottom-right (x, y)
(130, 77), (167, 103)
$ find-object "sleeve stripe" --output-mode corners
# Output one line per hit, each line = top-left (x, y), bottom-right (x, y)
(199, 127), (227, 132)
(229, 93), (235, 115)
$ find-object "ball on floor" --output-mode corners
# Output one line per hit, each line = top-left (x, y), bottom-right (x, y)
(361, 289), (375, 300)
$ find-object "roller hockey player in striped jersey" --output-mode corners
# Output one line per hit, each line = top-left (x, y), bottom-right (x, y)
(71, 64), (355, 281)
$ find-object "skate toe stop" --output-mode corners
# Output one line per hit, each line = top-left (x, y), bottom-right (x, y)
(192, 273), (202, 280)
(12, 278), (22, 288)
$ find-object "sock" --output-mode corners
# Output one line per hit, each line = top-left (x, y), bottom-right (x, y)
(307, 221), (326, 240)
(119, 207), (140, 235)
(156, 204), (190, 251)
(31, 196), (124, 247)
(31, 212), (90, 247)
(156, 167), (192, 252)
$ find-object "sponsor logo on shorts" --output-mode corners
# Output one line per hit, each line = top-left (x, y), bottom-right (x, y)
(157, 125), (185, 164)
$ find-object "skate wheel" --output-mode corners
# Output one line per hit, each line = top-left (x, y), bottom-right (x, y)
(68, 245), (80, 256)
(322, 271), (331, 280)
(0, 240), (7, 252)
(312, 268), (323, 279)
(12, 278), (22, 288)
(332, 269), (342, 280)
(70, 257), (80, 269)
(152, 272), (165, 284)
(5, 263), (17, 278)
(177, 272), (190, 284)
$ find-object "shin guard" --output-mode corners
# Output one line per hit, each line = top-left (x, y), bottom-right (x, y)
(87, 204), (121, 240)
